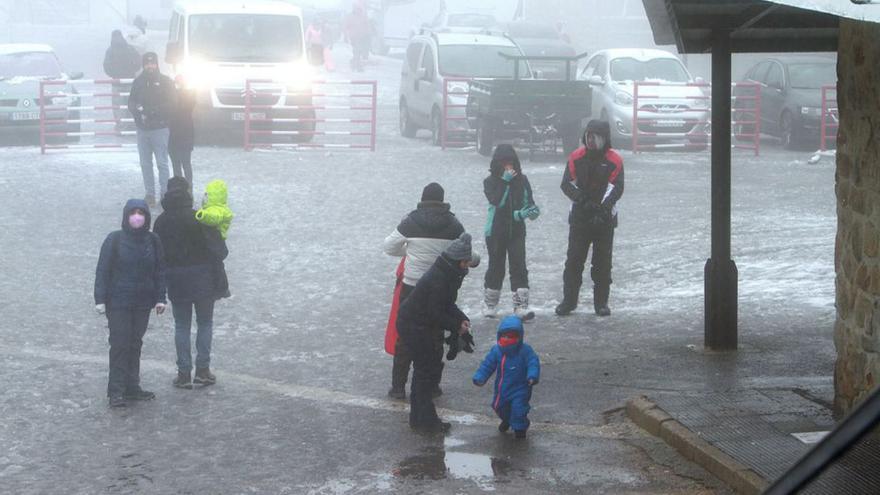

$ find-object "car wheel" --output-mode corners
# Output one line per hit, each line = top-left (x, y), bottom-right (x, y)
(780, 111), (795, 149)
(431, 110), (442, 146)
(476, 120), (493, 156)
(399, 101), (417, 138)
(602, 109), (629, 151)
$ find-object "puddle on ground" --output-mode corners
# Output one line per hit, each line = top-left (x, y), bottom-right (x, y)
(394, 438), (515, 490)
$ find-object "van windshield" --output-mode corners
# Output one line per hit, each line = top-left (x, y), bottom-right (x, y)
(438, 45), (529, 78)
(188, 14), (303, 62)
(610, 57), (690, 83)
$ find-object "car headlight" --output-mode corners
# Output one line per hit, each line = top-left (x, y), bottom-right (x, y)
(447, 81), (469, 95)
(800, 106), (822, 117)
(50, 94), (73, 107)
(614, 90), (633, 106)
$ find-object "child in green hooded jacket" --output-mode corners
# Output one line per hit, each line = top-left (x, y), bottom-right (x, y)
(195, 179), (233, 298)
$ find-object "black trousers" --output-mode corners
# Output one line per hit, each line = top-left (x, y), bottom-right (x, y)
(484, 233), (529, 291)
(562, 222), (615, 304)
(169, 147), (193, 186)
(106, 307), (152, 398)
(403, 330), (445, 428)
(391, 284), (444, 390)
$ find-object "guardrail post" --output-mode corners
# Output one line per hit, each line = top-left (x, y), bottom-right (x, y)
(39, 80), (47, 154)
(632, 82), (639, 153)
(753, 83), (761, 156)
(244, 79), (252, 151)
(370, 80), (377, 152)
(441, 79), (449, 150)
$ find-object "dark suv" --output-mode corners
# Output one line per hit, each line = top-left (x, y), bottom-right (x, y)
(737, 56), (836, 149)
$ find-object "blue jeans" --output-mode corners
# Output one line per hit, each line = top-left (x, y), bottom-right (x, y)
(172, 299), (215, 372)
(137, 127), (170, 199)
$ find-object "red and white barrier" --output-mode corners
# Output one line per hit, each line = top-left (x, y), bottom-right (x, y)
(820, 85), (838, 152)
(39, 78), (136, 154)
(243, 79), (377, 151)
(441, 78), (473, 149)
(632, 81), (761, 155)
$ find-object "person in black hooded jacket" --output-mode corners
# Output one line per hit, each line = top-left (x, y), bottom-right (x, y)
(102, 30), (141, 129)
(482, 144), (540, 319)
(154, 177), (222, 388)
(383, 183), (464, 400)
(94, 199), (167, 408)
(555, 119), (625, 317)
(397, 233), (479, 434)
(169, 78), (196, 186)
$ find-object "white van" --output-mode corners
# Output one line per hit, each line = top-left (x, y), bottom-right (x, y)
(165, 0), (320, 139)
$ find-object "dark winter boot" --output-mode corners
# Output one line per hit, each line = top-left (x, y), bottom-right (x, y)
(173, 371), (193, 389)
(514, 429), (527, 439)
(432, 386), (443, 398)
(555, 299), (577, 316)
(387, 386), (406, 400)
(498, 420), (510, 433)
(194, 368), (216, 386)
(412, 421), (451, 434)
(593, 285), (611, 317)
(109, 395), (127, 408)
(124, 387), (156, 401)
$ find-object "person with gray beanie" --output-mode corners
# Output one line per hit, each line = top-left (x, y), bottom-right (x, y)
(383, 183), (465, 400)
(396, 233), (479, 434)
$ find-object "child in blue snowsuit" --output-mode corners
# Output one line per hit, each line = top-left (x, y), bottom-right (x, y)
(473, 315), (540, 438)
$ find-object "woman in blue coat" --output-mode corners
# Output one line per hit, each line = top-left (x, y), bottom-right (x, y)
(473, 315), (540, 438)
(94, 199), (167, 407)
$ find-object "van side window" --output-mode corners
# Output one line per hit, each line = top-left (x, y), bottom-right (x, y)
(406, 43), (422, 72)
(594, 56), (607, 78)
(177, 16), (185, 44)
(421, 46), (435, 80)
(169, 13), (179, 42)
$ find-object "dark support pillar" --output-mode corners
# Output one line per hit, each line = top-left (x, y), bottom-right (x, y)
(705, 30), (738, 350)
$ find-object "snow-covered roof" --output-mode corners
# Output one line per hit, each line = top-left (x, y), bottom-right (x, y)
(768, 0), (880, 23)
(432, 32), (516, 47)
(0, 43), (54, 56)
(174, 0), (302, 17)
(642, 0), (873, 53)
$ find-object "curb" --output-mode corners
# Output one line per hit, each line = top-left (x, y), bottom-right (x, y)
(625, 396), (770, 495)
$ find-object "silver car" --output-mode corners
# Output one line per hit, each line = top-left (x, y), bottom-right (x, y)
(579, 49), (709, 150)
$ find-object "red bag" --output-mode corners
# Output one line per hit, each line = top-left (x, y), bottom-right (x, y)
(384, 258), (406, 355)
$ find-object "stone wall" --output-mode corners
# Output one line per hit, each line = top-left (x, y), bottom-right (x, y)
(833, 19), (880, 415)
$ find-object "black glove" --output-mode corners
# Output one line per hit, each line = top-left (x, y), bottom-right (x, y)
(460, 332), (475, 354)
(445, 332), (461, 361)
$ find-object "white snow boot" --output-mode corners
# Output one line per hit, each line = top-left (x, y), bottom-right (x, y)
(483, 288), (501, 318)
(513, 288), (535, 322)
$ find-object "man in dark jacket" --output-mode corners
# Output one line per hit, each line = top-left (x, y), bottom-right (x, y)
(555, 119), (625, 317)
(154, 177), (221, 389)
(94, 199), (167, 407)
(169, 77), (196, 185)
(103, 30), (141, 128)
(397, 233), (479, 434)
(383, 183), (464, 399)
(128, 52), (174, 207)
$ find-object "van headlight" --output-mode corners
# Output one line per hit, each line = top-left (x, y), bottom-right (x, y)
(281, 63), (315, 92)
(177, 57), (211, 90)
(614, 90), (633, 106)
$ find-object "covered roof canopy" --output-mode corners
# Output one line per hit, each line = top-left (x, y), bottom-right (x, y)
(642, 0), (880, 53)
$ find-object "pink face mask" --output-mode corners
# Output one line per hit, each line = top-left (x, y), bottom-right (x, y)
(128, 213), (146, 229)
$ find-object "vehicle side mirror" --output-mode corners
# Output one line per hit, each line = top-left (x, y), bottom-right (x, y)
(308, 44), (324, 66)
(588, 75), (605, 86)
(68, 71), (84, 80)
(165, 42), (182, 64)
(533, 69), (544, 79)
(694, 76), (705, 85)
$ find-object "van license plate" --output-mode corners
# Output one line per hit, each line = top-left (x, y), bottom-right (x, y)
(231, 112), (266, 121)
(12, 112), (40, 121)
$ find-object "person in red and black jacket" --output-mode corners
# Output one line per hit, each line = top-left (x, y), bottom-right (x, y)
(555, 119), (624, 317)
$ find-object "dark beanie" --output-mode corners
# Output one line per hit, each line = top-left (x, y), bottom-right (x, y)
(167, 176), (190, 192)
(421, 182), (444, 202)
(142, 52), (159, 66)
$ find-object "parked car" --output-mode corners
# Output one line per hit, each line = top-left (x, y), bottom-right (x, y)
(0, 44), (82, 141)
(579, 48), (709, 149)
(428, 12), (499, 33)
(501, 21), (577, 80)
(737, 56), (837, 149)
(399, 30), (530, 146)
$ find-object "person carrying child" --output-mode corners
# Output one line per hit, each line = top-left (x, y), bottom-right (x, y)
(195, 179), (232, 299)
(473, 315), (540, 439)
(482, 144), (540, 319)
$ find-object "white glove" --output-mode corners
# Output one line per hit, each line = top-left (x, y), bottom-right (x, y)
(155, 303), (166, 315)
(95, 304), (106, 315)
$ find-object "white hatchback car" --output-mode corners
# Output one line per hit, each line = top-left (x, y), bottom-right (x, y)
(398, 30), (528, 145)
(579, 49), (709, 149)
